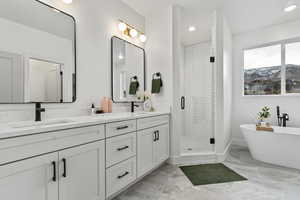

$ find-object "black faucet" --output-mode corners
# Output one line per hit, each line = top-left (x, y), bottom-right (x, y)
(131, 102), (139, 113)
(276, 106), (289, 127)
(35, 102), (45, 122)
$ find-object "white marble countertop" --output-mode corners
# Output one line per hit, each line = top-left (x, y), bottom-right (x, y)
(0, 111), (170, 140)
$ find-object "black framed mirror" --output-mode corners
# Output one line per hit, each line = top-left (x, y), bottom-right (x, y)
(0, 0), (76, 104)
(111, 36), (146, 103)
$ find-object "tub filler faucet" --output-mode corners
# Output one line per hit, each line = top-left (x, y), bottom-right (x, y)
(277, 106), (289, 127)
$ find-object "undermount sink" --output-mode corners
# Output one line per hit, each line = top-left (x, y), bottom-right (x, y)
(11, 119), (75, 129)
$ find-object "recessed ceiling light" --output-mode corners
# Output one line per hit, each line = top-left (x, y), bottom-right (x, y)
(62, 0), (72, 4)
(284, 4), (297, 12)
(189, 26), (196, 32)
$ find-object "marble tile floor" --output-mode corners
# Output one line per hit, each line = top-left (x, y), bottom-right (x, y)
(115, 145), (300, 200)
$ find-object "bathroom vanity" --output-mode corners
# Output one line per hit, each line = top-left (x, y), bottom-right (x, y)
(0, 112), (169, 200)
(0, 1), (167, 199)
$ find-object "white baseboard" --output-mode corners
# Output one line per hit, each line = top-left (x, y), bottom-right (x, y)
(216, 140), (232, 162)
(170, 141), (233, 166)
(170, 153), (218, 166)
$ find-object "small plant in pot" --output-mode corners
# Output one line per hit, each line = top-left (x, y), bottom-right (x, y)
(258, 106), (271, 127)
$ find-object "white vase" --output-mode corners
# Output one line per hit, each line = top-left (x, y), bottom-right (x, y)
(143, 99), (152, 112)
(261, 122), (267, 127)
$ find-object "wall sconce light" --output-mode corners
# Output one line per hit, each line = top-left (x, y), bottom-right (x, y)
(118, 22), (127, 32)
(129, 29), (138, 38)
(62, 0), (73, 4)
(139, 34), (147, 43)
(118, 20), (147, 43)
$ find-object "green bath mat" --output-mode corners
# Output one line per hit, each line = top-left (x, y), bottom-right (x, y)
(180, 163), (247, 186)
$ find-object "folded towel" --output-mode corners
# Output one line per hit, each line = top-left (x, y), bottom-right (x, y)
(129, 81), (139, 95)
(152, 78), (163, 94)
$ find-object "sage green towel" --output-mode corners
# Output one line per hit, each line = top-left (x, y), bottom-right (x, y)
(151, 79), (163, 94)
(129, 81), (139, 95)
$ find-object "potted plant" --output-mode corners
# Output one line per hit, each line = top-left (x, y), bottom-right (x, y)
(137, 91), (154, 112)
(258, 106), (271, 127)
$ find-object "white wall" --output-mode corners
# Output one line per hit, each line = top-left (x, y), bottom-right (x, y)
(222, 17), (233, 150)
(0, 0), (145, 123)
(232, 19), (300, 146)
(170, 5), (181, 159)
(145, 9), (173, 111)
(143, 5), (173, 156)
(213, 10), (233, 154)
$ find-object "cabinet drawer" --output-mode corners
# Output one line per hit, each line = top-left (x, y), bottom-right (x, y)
(0, 125), (105, 165)
(106, 120), (136, 138)
(106, 133), (136, 167)
(137, 115), (169, 130)
(106, 157), (136, 198)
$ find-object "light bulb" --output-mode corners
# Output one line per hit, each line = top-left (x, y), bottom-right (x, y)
(140, 34), (147, 42)
(62, 0), (72, 4)
(188, 26), (196, 32)
(118, 54), (124, 60)
(129, 29), (138, 38)
(284, 4), (297, 12)
(118, 22), (127, 32)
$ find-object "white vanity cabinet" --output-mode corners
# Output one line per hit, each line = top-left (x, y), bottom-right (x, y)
(0, 113), (169, 200)
(0, 141), (106, 200)
(0, 125), (106, 200)
(137, 122), (170, 178)
(153, 124), (170, 166)
(59, 141), (105, 200)
(105, 120), (138, 198)
(0, 153), (59, 200)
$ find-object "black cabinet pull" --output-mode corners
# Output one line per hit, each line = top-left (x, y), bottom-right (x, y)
(116, 125), (129, 130)
(117, 146), (129, 151)
(181, 96), (185, 110)
(52, 161), (57, 182)
(157, 131), (160, 141)
(153, 131), (156, 141)
(118, 171), (129, 179)
(62, 158), (67, 178)
(153, 131), (159, 142)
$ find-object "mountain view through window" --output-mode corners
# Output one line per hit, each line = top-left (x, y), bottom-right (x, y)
(244, 41), (300, 95)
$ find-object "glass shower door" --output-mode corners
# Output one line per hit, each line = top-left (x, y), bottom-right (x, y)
(181, 42), (215, 154)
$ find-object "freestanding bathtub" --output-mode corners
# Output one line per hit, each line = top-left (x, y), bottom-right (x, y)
(240, 124), (300, 170)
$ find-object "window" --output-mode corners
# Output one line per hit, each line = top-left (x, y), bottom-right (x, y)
(286, 42), (300, 94)
(244, 40), (300, 95)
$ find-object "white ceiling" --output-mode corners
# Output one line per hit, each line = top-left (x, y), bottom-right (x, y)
(122, 0), (300, 45)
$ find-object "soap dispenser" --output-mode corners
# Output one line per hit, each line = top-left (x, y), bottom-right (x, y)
(91, 103), (95, 115)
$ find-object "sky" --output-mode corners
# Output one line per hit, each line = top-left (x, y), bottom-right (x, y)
(244, 42), (300, 70)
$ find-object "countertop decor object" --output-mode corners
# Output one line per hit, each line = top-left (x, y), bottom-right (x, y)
(256, 125), (274, 132)
(257, 106), (271, 126)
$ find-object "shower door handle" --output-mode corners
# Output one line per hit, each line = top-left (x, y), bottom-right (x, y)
(181, 96), (185, 110)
